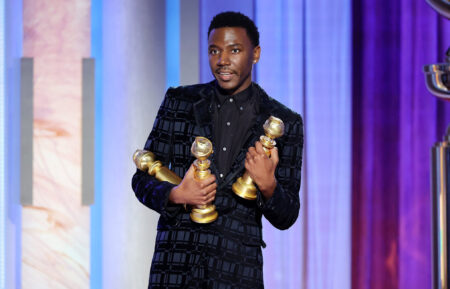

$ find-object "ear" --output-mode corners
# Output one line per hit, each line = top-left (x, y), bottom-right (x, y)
(253, 45), (261, 64)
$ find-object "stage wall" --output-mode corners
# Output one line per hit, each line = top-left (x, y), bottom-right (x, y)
(2, 0), (450, 289)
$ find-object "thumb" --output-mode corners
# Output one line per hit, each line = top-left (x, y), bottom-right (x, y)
(184, 163), (195, 178)
(270, 147), (279, 165)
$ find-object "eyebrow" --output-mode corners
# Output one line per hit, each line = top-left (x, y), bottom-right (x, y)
(208, 43), (244, 49)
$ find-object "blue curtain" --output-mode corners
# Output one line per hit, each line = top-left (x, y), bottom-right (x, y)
(200, 1), (352, 288)
(255, 0), (352, 288)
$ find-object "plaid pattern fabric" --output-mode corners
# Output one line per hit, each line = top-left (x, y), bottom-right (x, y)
(132, 82), (303, 288)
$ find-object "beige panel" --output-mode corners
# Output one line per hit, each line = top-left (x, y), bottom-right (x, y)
(22, 0), (91, 288)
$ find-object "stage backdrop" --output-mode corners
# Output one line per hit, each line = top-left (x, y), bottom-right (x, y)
(351, 0), (450, 288)
(2, 0), (450, 289)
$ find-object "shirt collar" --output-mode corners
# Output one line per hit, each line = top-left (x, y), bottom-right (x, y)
(214, 82), (253, 107)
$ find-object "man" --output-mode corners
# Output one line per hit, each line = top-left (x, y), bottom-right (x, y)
(132, 11), (303, 289)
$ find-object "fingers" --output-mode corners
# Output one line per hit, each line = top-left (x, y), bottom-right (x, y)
(203, 180), (217, 192)
(196, 176), (217, 205)
(270, 147), (279, 165)
(244, 141), (279, 187)
(198, 174), (216, 188)
(248, 141), (279, 162)
(255, 141), (266, 154)
(184, 164), (195, 178)
(202, 189), (216, 205)
(246, 144), (267, 165)
(247, 146), (259, 158)
(205, 174), (217, 185)
(195, 187), (216, 206)
(247, 145), (259, 160)
(179, 163), (219, 206)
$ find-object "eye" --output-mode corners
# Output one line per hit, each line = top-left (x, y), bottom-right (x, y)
(231, 48), (241, 54)
(209, 49), (219, 55)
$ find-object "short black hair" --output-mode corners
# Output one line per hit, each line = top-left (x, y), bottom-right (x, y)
(208, 11), (260, 47)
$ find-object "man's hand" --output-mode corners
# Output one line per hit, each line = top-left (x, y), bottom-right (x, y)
(245, 141), (278, 200)
(169, 164), (217, 206)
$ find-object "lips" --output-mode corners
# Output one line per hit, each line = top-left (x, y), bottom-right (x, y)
(216, 69), (235, 82)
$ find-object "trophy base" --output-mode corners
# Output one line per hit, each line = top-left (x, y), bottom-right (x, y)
(232, 177), (257, 200)
(190, 204), (218, 224)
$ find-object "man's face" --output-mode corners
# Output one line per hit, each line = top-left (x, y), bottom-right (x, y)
(208, 27), (260, 95)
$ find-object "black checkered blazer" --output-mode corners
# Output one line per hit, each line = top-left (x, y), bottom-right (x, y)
(132, 82), (303, 289)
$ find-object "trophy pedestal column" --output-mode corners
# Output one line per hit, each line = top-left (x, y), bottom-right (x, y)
(190, 137), (218, 224)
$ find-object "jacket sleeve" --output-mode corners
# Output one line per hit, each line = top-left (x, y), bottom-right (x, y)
(131, 89), (184, 220)
(256, 115), (304, 230)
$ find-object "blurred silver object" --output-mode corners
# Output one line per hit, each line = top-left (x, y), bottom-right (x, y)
(431, 127), (450, 289)
(424, 4), (450, 288)
(423, 48), (450, 100)
(426, 0), (450, 19)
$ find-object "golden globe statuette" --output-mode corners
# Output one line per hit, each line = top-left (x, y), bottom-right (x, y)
(190, 136), (218, 223)
(133, 150), (182, 185)
(232, 116), (285, 200)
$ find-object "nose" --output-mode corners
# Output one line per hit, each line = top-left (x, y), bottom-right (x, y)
(217, 52), (230, 66)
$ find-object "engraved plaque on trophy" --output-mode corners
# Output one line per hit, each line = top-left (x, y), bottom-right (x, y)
(232, 116), (285, 200)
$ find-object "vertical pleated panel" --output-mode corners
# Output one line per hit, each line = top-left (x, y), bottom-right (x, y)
(256, 0), (352, 287)
(22, 1), (91, 288)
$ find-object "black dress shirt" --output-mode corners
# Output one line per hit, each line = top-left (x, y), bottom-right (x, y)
(213, 83), (259, 179)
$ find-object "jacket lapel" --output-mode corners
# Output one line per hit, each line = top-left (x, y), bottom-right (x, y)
(192, 84), (220, 177)
(193, 86), (214, 140)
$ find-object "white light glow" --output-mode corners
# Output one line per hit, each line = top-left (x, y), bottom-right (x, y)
(0, 0), (6, 287)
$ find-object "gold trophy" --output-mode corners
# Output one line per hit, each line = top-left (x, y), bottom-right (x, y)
(190, 136), (218, 223)
(133, 150), (182, 185)
(232, 116), (285, 200)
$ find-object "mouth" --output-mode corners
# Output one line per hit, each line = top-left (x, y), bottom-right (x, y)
(216, 70), (234, 82)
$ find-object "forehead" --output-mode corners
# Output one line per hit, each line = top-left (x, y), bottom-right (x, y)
(208, 27), (252, 47)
